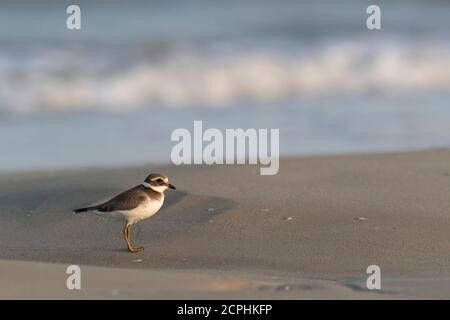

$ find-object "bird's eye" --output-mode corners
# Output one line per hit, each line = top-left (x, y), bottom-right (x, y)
(157, 179), (163, 183)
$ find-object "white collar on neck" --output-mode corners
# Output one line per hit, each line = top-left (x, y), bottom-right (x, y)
(142, 182), (152, 189)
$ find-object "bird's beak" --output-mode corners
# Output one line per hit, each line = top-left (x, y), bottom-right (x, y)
(168, 183), (176, 190)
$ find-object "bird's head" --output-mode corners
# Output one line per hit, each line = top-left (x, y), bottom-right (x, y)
(143, 173), (176, 193)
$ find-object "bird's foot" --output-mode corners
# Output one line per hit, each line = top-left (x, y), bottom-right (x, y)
(128, 246), (144, 253)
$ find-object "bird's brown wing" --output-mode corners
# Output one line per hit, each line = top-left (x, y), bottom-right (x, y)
(96, 186), (147, 212)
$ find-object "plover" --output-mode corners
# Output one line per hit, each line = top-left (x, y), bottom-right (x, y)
(74, 173), (176, 253)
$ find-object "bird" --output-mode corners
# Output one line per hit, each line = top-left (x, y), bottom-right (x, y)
(74, 173), (176, 253)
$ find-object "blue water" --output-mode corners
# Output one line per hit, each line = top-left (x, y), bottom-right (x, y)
(0, 0), (450, 171)
(2, 93), (450, 172)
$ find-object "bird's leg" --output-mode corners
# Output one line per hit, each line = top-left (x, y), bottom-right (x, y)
(124, 223), (144, 253)
(122, 223), (130, 250)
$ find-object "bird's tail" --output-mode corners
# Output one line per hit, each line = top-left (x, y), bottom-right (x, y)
(73, 206), (97, 214)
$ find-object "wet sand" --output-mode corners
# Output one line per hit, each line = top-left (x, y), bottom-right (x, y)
(0, 151), (449, 299)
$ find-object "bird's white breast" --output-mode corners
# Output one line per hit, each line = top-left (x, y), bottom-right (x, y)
(114, 194), (164, 224)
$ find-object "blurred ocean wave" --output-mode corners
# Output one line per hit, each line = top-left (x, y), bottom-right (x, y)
(1, 0), (450, 171)
(1, 37), (450, 114)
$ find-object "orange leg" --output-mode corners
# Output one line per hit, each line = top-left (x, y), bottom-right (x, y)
(122, 223), (144, 253)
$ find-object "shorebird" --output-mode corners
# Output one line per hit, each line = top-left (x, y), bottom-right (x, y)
(74, 173), (176, 253)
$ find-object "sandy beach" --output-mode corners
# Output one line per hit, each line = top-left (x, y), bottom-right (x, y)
(0, 150), (449, 299)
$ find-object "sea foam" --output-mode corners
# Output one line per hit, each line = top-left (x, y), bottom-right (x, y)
(1, 38), (450, 114)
